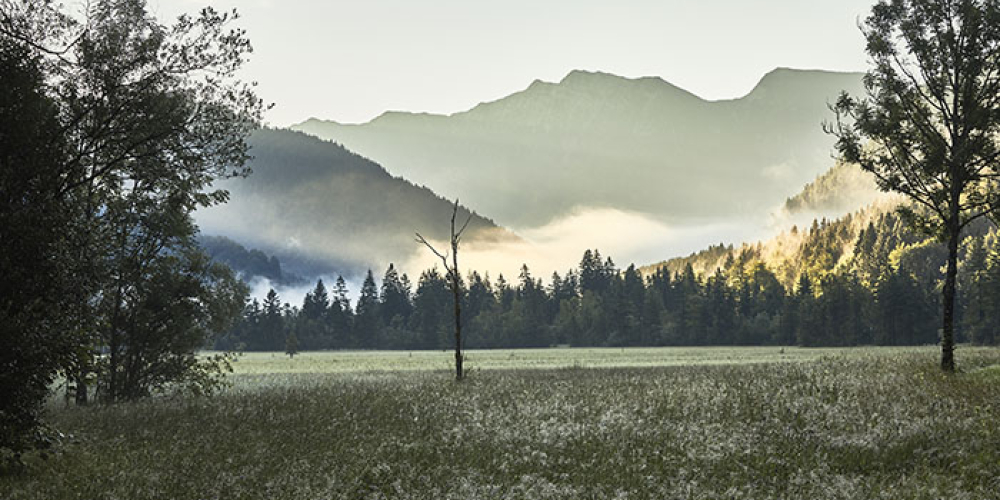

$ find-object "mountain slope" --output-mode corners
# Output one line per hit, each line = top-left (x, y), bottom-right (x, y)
(641, 198), (996, 291)
(292, 68), (865, 227)
(781, 161), (885, 216)
(195, 129), (514, 278)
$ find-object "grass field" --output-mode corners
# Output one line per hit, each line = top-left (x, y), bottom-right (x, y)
(4, 346), (1000, 499)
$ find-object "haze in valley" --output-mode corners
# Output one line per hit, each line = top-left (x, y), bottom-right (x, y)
(157, 0), (886, 287)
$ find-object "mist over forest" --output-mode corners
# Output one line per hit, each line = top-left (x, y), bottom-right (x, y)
(200, 68), (882, 289)
(6, 0), (1000, 497)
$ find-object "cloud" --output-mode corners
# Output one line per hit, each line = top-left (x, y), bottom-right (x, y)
(402, 206), (769, 281)
(245, 275), (364, 309)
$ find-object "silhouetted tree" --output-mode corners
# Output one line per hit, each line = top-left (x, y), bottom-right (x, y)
(417, 199), (473, 380)
(356, 270), (381, 348)
(829, 0), (1000, 371)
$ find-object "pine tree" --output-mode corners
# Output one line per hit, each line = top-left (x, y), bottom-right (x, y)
(380, 263), (412, 326)
(261, 289), (284, 351)
(356, 270), (381, 349)
(285, 330), (299, 358)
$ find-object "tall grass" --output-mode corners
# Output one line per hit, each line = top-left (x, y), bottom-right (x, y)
(4, 347), (999, 499)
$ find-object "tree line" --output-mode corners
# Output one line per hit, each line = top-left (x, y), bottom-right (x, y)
(217, 218), (1000, 353)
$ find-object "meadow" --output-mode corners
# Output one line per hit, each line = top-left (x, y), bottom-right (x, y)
(4, 346), (1000, 499)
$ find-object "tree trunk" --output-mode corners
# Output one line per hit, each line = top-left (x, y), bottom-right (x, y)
(452, 244), (463, 381)
(941, 219), (960, 372)
(453, 281), (463, 381)
(74, 369), (88, 405)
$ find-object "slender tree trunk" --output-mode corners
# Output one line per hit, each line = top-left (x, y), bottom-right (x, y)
(416, 199), (470, 381)
(108, 296), (121, 402)
(941, 218), (960, 372)
(74, 369), (88, 405)
(452, 227), (463, 381)
(453, 280), (463, 380)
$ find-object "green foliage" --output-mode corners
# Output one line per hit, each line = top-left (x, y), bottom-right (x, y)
(783, 161), (883, 214)
(0, 27), (85, 463)
(222, 217), (998, 352)
(829, 0), (1000, 370)
(0, 0), (262, 459)
(285, 331), (299, 359)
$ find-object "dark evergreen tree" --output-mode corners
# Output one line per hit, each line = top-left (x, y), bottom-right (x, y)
(355, 270), (381, 348)
(410, 268), (450, 349)
(261, 289), (285, 351)
(329, 276), (354, 347)
(298, 279), (330, 349)
(380, 264), (413, 327)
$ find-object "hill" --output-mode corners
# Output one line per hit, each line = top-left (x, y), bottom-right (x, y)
(195, 129), (514, 278)
(292, 68), (865, 228)
(198, 235), (303, 285)
(781, 161), (886, 216)
(641, 199), (995, 291)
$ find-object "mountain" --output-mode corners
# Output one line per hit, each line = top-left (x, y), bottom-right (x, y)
(195, 129), (514, 279)
(291, 68), (865, 228)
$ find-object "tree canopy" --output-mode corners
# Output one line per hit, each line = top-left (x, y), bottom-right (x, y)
(0, 0), (263, 462)
(829, 0), (1000, 371)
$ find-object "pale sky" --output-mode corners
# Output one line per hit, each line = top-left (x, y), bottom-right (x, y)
(152, 0), (878, 127)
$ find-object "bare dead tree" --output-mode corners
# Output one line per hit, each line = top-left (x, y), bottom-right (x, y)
(416, 199), (473, 381)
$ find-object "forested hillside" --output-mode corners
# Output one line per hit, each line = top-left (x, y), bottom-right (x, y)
(782, 161), (886, 216)
(293, 68), (864, 227)
(199, 236), (302, 285)
(196, 129), (515, 278)
(216, 204), (1000, 351)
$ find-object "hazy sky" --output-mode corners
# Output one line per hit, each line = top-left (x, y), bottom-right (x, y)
(153, 0), (877, 126)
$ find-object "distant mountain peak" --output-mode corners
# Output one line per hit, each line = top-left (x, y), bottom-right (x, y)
(288, 67), (866, 228)
(744, 67), (865, 100)
(558, 69), (619, 84)
(552, 69), (700, 99)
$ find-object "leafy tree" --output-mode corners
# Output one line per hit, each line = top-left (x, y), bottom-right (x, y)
(0, 30), (85, 460)
(966, 241), (1000, 343)
(829, 0), (1000, 370)
(0, 0), (263, 455)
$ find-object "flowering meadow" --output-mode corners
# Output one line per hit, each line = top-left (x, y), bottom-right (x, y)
(4, 347), (1000, 499)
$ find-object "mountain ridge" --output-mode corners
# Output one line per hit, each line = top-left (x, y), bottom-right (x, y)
(195, 128), (516, 279)
(291, 67), (866, 228)
(305, 67), (859, 127)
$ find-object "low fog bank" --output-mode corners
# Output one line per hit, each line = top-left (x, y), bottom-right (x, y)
(245, 275), (365, 309)
(402, 206), (773, 281)
(215, 205), (813, 302)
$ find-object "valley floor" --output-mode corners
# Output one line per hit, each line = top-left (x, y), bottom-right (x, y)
(4, 346), (1000, 499)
